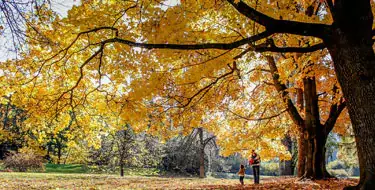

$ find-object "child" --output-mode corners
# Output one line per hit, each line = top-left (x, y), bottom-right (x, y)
(237, 164), (245, 185)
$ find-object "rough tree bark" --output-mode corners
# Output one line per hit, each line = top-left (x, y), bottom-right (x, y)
(297, 130), (307, 177)
(322, 1), (375, 189)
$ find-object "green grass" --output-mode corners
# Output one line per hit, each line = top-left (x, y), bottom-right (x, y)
(121, 167), (160, 176)
(0, 162), (4, 170)
(45, 164), (161, 176)
(45, 164), (89, 173)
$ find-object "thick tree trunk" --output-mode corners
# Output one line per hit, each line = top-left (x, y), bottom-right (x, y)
(303, 77), (315, 179)
(301, 77), (331, 180)
(300, 127), (331, 180)
(313, 131), (330, 179)
(304, 137), (314, 178)
(327, 42), (375, 189)
(324, 1), (375, 189)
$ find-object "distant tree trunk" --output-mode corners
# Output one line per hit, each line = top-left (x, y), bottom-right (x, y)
(198, 127), (205, 178)
(120, 162), (124, 177)
(291, 139), (298, 175)
(63, 149), (70, 165)
(57, 143), (62, 165)
(280, 134), (294, 175)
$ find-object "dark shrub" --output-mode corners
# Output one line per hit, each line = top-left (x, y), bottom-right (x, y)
(4, 151), (44, 172)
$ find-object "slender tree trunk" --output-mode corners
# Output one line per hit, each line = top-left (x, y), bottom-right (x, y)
(280, 134), (294, 175)
(297, 130), (306, 177)
(291, 139), (298, 175)
(120, 162), (124, 177)
(63, 149), (70, 165)
(198, 128), (205, 178)
(57, 143), (62, 165)
(296, 88), (306, 177)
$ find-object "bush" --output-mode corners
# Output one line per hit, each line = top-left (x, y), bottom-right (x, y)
(347, 167), (360, 176)
(329, 169), (349, 178)
(260, 162), (279, 176)
(327, 160), (346, 170)
(4, 151), (45, 172)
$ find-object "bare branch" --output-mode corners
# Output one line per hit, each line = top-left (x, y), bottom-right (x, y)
(52, 44), (105, 110)
(228, 108), (287, 121)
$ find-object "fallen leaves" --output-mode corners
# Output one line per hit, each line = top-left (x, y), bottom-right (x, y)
(0, 173), (359, 190)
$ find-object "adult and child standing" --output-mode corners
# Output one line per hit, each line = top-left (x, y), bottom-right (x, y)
(237, 149), (261, 185)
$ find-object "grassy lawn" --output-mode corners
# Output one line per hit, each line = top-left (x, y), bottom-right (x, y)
(45, 164), (160, 176)
(0, 172), (359, 190)
(0, 163), (359, 189)
(45, 164), (88, 173)
(0, 172), (242, 189)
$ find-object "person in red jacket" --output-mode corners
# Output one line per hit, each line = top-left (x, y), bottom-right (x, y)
(249, 150), (261, 184)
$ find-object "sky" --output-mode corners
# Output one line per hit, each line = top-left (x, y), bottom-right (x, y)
(0, 0), (79, 61)
(51, 0), (81, 17)
(0, 0), (180, 61)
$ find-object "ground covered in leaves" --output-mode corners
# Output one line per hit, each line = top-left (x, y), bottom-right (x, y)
(0, 172), (358, 189)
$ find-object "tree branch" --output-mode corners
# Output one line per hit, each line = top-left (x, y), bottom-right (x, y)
(324, 100), (346, 133)
(226, 0), (330, 38)
(203, 136), (216, 147)
(266, 56), (304, 126)
(255, 43), (325, 53)
(325, 0), (335, 19)
(228, 108), (287, 121)
(101, 30), (272, 50)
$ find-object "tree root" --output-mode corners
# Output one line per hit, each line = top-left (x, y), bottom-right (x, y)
(297, 175), (314, 182)
(344, 171), (375, 190)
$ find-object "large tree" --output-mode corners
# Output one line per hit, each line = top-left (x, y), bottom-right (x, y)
(2, 0), (374, 188)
